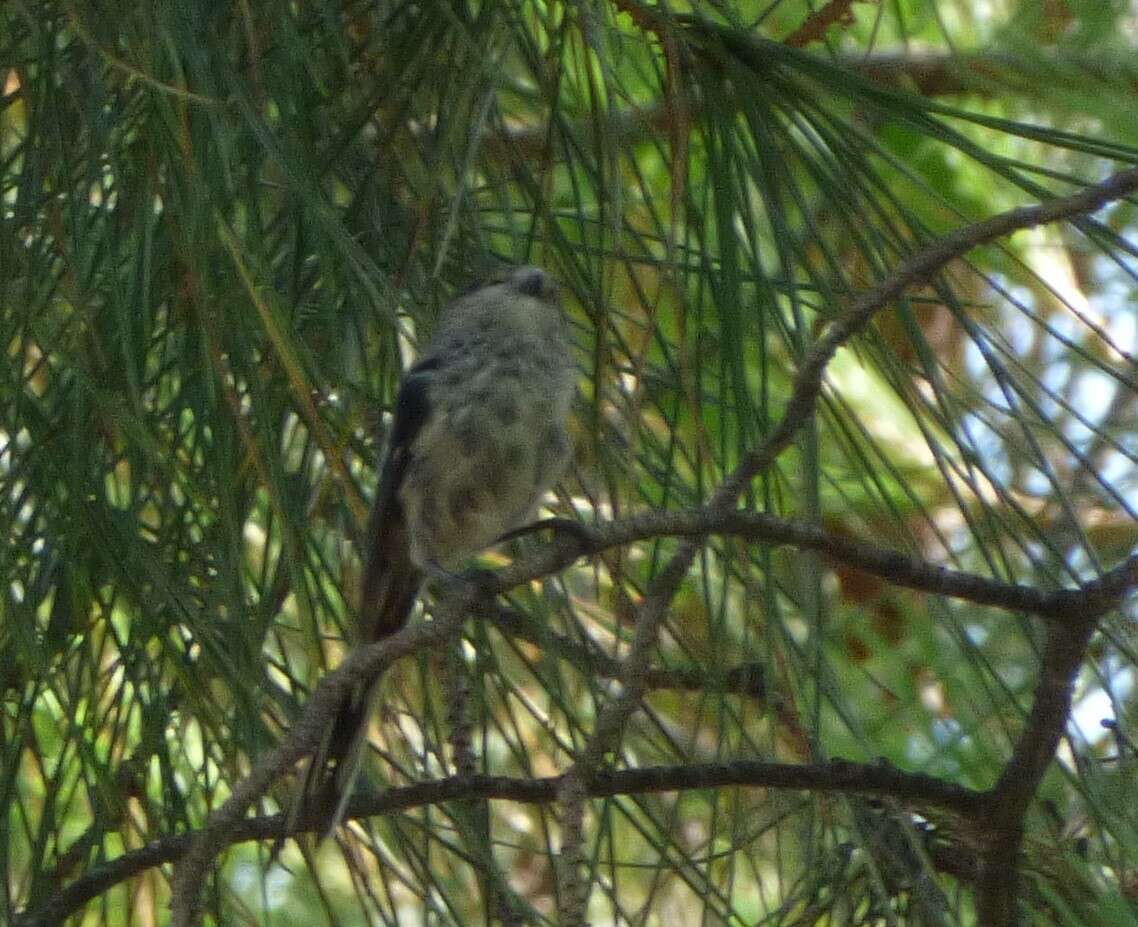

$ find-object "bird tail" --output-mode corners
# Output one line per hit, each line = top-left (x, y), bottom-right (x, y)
(288, 499), (422, 842)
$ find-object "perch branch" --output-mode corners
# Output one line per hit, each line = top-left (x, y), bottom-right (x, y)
(550, 162), (1138, 921)
(21, 759), (978, 927)
(169, 164), (1138, 926)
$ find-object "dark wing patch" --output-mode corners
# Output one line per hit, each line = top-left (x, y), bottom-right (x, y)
(369, 365), (435, 526)
(408, 354), (443, 375)
(305, 363), (435, 836)
(389, 363), (435, 449)
(359, 363), (436, 643)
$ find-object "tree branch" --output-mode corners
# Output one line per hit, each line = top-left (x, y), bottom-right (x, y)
(168, 164), (1138, 925)
(19, 759), (979, 927)
(495, 511), (1138, 623)
(485, 51), (1138, 163)
(974, 613), (1100, 925)
(550, 163), (1138, 921)
(717, 166), (1138, 502)
(485, 605), (768, 698)
(168, 607), (469, 927)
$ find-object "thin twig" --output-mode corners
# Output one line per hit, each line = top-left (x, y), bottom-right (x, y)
(486, 605), (768, 698)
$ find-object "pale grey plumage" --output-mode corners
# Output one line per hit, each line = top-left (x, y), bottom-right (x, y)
(291, 266), (575, 839)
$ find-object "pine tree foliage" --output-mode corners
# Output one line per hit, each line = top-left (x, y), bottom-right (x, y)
(3, 2), (1138, 925)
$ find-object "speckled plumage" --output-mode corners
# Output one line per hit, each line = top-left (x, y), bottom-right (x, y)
(293, 266), (575, 838)
(400, 270), (575, 569)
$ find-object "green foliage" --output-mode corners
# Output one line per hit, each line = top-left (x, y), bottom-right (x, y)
(3, 0), (1137, 924)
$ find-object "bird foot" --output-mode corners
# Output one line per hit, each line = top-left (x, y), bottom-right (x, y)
(496, 516), (596, 549)
(423, 560), (497, 600)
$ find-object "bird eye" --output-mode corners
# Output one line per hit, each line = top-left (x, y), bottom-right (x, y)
(455, 266), (558, 302)
(510, 266), (557, 301)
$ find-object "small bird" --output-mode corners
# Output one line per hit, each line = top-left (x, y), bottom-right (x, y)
(293, 265), (576, 838)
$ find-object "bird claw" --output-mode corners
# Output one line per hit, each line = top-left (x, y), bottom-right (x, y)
(496, 516), (595, 549)
(424, 560), (497, 600)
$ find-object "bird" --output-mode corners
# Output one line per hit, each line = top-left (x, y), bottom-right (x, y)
(292, 265), (577, 839)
